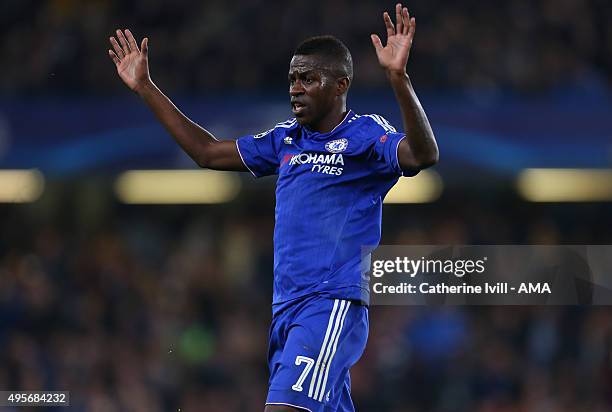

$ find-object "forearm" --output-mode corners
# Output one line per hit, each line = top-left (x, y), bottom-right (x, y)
(387, 71), (439, 166)
(136, 80), (218, 167)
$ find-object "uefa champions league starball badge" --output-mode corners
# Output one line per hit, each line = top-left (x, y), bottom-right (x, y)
(325, 138), (348, 153)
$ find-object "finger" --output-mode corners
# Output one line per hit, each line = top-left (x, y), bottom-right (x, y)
(141, 37), (148, 57)
(116, 29), (131, 54)
(109, 37), (124, 59)
(125, 29), (139, 53)
(383, 12), (394, 38)
(370, 34), (383, 52)
(108, 49), (120, 66)
(395, 3), (403, 36)
(408, 17), (416, 41)
(402, 8), (410, 35)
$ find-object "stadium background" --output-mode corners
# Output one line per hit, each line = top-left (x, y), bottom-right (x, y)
(1, 0), (612, 411)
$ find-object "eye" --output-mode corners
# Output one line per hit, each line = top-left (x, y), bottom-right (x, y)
(305, 78), (314, 85)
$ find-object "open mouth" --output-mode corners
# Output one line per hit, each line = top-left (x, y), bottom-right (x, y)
(292, 102), (306, 115)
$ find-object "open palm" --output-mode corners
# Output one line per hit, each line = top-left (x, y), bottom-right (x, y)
(108, 29), (150, 92)
(371, 3), (416, 74)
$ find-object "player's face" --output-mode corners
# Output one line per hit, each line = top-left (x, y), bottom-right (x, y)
(288, 55), (340, 127)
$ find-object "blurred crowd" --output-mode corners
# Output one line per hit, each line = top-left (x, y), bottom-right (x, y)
(1, 0), (611, 95)
(1, 189), (611, 411)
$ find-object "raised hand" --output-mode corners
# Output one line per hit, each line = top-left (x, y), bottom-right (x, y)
(370, 3), (416, 75)
(108, 29), (150, 93)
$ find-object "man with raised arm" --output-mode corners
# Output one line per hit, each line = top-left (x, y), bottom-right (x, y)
(109, 3), (438, 411)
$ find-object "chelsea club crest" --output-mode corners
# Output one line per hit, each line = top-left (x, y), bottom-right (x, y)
(325, 138), (348, 153)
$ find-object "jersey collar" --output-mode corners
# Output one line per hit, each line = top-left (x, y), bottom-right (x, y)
(301, 109), (353, 139)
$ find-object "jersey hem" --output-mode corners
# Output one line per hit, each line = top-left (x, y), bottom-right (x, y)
(272, 286), (369, 312)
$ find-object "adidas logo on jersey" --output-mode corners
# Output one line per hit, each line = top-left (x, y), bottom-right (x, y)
(284, 136), (293, 145)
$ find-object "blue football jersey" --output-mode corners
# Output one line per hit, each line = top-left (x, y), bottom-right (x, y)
(236, 110), (416, 307)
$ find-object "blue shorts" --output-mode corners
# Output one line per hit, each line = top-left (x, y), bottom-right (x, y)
(266, 294), (369, 412)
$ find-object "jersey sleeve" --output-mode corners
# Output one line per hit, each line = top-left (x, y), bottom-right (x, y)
(235, 127), (280, 177)
(366, 115), (419, 177)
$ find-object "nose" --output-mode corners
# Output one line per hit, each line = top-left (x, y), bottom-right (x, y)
(290, 80), (305, 96)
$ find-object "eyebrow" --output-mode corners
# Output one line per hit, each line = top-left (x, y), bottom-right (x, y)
(288, 69), (317, 78)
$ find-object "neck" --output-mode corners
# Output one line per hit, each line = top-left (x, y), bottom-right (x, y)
(310, 104), (348, 133)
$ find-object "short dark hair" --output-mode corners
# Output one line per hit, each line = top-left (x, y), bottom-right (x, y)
(294, 35), (353, 81)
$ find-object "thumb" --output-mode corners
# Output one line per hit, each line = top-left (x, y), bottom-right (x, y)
(370, 34), (383, 52)
(141, 37), (148, 56)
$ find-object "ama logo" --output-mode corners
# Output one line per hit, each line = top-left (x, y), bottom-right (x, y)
(325, 138), (348, 153)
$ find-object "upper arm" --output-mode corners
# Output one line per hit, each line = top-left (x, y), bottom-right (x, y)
(365, 115), (437, 177)
(199, 140), (249, 172)
(397, 138), (422, 172)
(397, 136), (438, 172)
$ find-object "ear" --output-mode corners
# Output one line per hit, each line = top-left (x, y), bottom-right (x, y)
(336, 77), (350, 96)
